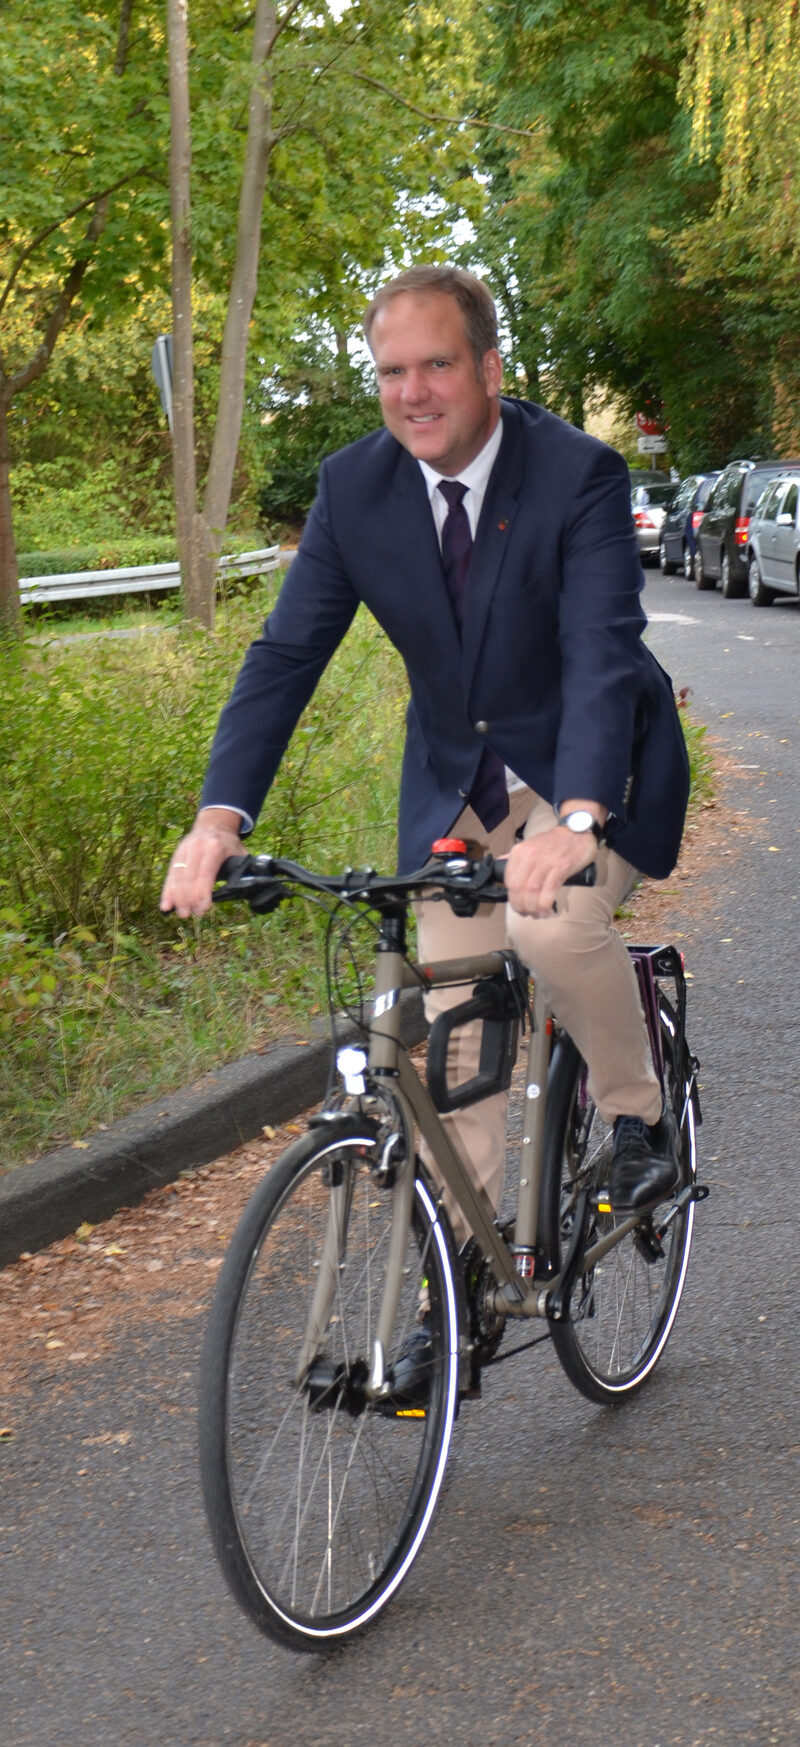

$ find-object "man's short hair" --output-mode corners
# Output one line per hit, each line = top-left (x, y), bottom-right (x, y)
(363, 266), (499, 372)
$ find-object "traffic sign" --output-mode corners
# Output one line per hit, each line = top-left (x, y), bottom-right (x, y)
(635, 411), (662, 437)
(637, 435), (668, 453)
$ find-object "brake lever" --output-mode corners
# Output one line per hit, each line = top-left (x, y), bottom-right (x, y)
(212, 853), (289, 912)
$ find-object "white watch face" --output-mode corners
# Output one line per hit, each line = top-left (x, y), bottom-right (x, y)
(562, 810), (595, 833)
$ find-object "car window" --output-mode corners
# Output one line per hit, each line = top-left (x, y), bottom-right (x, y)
(696, 474), (719, 509)
(640, 484), (675, 506)
(710, 470), (740, 513)
(724, 471), (747, 511)
(743, 470), (782, 514)
(780, 482), (798, 522)
(755, 481), (782, 522)
(673, 478), (696, 511)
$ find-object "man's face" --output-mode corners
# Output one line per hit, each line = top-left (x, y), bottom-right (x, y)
(369, 292), (502, 476)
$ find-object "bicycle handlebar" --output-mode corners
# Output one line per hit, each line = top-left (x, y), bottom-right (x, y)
(212, 847), (597, 917)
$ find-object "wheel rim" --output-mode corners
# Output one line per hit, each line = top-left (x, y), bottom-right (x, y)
(221, 1151), (457, 1639)
(683, 545), (693, 579)
(749, 559), (761, 602)
(558, 1092), (695, 1391)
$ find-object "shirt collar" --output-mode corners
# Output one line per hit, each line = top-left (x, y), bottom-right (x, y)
(417, 412), (504, 505)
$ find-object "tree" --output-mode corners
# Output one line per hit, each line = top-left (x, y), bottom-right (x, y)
(166, 0), (490, 625)
(0, 0), (167, 634)
(678, 0), (800, 453)
(2, 0), (488, 631)
(471, 0), (773, 469)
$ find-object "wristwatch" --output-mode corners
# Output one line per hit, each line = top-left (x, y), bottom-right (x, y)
(556, 809), (606, 846)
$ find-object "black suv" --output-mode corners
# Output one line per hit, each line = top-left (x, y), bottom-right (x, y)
(695, 458), (800, 596)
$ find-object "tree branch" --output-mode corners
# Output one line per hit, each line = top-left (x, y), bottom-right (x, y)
(0, 172), (152, 321)
(267, 0), (307, 55)
(348, 71), (539, 139)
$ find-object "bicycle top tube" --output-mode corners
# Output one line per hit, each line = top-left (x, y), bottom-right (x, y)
(212, 844), (596, 918)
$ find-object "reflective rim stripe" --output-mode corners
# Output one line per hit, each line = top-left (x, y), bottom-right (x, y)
(586, 1092), (698, 1395)
(265, 1169), (459, 1642)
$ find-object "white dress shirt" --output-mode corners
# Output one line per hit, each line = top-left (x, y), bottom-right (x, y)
(417, 414), (504, 544)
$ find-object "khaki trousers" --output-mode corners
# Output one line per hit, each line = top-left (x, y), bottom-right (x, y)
(415, 788), (662, 1247)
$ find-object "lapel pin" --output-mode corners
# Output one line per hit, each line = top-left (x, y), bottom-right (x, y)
(498, 519), (508, 531)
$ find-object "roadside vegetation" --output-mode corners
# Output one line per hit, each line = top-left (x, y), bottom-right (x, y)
(0, 583), (712, 1170)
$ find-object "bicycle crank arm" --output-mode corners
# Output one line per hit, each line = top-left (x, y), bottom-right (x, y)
(655, 1178), (710, 1239)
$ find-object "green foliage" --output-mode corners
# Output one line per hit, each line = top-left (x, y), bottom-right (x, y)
(474, 0), (793, 468)
(258, 349), (381, 527)
(0, 585), (408, 1165)
(17, 540), (179, 579)
(1, 577), (399, 934)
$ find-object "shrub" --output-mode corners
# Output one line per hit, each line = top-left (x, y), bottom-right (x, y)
(259, 385), (381, 528)
(17, 540), (180, 578)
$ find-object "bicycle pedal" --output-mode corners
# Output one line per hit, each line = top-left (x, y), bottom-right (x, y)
(633, 1222), (665, 1264)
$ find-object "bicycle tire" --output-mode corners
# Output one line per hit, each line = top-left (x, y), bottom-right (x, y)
(539, 1002), (698, 1403)
(198, 1119), (460, 1651)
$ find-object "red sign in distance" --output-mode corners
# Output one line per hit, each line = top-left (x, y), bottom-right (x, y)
(635, 411), (662, 436)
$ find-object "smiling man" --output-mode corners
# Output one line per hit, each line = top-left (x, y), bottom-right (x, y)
(162, 265), (690, 1233)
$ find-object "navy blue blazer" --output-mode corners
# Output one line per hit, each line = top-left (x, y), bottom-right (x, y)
(202, 397), (690, 878)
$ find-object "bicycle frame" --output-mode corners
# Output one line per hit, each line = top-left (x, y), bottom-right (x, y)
(313, 915), (699, 1403)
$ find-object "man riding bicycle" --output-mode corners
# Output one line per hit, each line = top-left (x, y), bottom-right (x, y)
(161, 265), (689, 1238)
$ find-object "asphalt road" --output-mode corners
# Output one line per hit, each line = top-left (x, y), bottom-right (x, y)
(2, 569), (798, 1747)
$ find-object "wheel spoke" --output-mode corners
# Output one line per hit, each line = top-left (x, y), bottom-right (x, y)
(543, 1010), (697, 1402)
(200, 1131), (458, 1647)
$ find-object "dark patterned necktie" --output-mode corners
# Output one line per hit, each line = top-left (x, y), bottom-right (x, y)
(437, 480), (509, 833)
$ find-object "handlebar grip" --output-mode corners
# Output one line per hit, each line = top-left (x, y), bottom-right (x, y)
(489, 856), (597, 888)
(217, 854), (254, 883)
(564, 863), (597, 888)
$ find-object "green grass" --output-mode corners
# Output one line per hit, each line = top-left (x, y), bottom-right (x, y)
(0, 599), (713, 1171)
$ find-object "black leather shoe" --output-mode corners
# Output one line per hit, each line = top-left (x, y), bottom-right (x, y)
(610, 1102), (680, 1213)
(390, 1325), (432, 1406)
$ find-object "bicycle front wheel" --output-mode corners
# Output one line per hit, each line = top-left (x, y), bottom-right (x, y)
(199, 1119), (460, 1651)
(540, 1006), (698, 1404)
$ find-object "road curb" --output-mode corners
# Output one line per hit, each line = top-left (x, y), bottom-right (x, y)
(0, 991), (425, 1268)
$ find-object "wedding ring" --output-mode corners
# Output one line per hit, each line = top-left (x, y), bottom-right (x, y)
(174, 862), (188, 868)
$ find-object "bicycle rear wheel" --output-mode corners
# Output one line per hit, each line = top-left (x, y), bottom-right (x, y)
(199, 1119), (460, 1651)
(540, 1003), (698, 1403)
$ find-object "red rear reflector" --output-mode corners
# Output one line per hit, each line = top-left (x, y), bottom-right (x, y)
(734, 516), (749, 544)
(691, 510), (703, 531)
(431, 838), (467, 854)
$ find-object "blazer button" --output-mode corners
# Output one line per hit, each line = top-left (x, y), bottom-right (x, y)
(475, 720), (489, 734)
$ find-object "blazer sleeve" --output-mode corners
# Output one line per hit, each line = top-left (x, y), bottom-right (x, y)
(552, 443), (648, 816)
(200, 461), (360, 825)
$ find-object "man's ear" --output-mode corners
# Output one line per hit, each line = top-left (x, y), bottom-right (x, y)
(483, 348), (504, 398)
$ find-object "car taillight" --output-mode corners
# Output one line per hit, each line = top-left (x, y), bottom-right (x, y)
(734, 516), (750, 545)
(691, 510), (704, 531)
(633, 510), (657, 528)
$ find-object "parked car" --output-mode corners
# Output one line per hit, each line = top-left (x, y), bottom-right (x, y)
(694, 458), (800, 596)
(628, 468), (670, 488)
(631, 482), (675, 564)
(659, 472), (719, 579)
(745, 474), (800, 606)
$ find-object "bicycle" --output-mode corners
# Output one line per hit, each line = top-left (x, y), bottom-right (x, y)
(198, 842), (707, 1652)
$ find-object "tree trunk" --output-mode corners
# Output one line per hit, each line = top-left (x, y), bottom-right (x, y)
(0, 395), (22, 639)
(201, 0), (276, 565)
(167, 0), (211, 628)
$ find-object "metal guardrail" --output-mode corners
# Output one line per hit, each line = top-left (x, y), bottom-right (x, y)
(19, 546), (283, 606)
